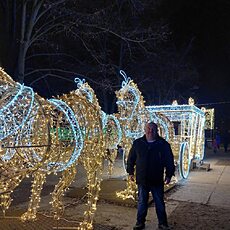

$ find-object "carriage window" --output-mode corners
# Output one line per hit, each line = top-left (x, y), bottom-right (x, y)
(173, 121), (181, 135)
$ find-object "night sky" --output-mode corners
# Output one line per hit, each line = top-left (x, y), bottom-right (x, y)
(168, 0), (230, 130)
(1, 0), (230, 130)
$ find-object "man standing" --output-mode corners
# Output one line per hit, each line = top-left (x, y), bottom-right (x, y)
(127, 122), (175, 230)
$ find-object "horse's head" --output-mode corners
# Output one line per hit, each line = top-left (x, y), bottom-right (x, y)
(116, 70), (144, 121)
(74, 78), (100, 108)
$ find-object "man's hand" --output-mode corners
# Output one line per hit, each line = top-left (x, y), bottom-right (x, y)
(129, 175), (135, 182)
(164, 177), (171, 184)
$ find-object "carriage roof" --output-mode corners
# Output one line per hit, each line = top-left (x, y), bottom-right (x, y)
(146, 104), (205, 122)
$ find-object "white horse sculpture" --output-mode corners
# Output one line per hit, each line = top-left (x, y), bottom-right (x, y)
(115, 70), (174, 200)
(0, 68), (83, 221)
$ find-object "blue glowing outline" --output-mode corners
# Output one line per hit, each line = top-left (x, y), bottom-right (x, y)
(74, 77), (93, 103)
(116, 70), (140, 121)
(146, 104), (205, 116)
(179, 142), (190, 179)
(48, 98), (83, 172)
(102, 114), (122, 149)
(0, 85), (35, 141)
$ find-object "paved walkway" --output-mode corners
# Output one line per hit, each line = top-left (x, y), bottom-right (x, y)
(0, 148), (230, 229)
(169, 148), (230, 208)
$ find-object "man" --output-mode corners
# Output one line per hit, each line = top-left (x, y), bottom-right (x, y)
(127, 122), (175, 230)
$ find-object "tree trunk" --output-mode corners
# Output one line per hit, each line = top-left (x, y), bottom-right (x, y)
(17, 42), (27, 83)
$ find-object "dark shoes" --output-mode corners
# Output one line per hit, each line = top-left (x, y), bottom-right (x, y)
(158, 224), (171, 230)
(133, 222), (145, 230)
(133, 222), (170, 230)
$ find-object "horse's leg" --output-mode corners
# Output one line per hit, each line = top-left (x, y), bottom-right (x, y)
(21, 171), (46, 221)
(79, 165), (103, 230)
(0, 174), (25, 217)
(116, 141), (138, 201)
(51, 164), (76, 220)
(107, 149), (117, 176)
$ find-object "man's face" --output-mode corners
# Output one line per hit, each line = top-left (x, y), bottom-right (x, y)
(145, 123), (157, 136)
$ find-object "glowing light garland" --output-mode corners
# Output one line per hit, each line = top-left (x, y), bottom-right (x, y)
(74, 78), (122, 168)
(115, 71), (206, 201)
(115, 70), (175, 200)
(59, 91), (104, 229)
(0, 84), (35, 141)
(0, 69), (85, 224)
(0, 67), (206, 229)
(147, 98), (206, 178)
(202, 108), (215, 130)
(48, 98), (83, 171)
(115, 70), (147, 200)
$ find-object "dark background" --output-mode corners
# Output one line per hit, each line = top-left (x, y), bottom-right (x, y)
(167, 0), (230, 131)
(0, 0), (230, 132)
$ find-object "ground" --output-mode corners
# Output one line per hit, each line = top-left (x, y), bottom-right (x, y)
(1, 148), (230, 229)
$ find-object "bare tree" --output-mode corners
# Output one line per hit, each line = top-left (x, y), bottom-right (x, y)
(0, 0), (69, 83)
(0, 0), (199, 112)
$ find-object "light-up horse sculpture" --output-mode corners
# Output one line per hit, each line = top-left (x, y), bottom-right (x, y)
(56, 78), (122, 229)
(0, 68), (83, 221)
(74, 78), (122, 174)
(0, 69), (121, 229)
(115, 70), (174, 200)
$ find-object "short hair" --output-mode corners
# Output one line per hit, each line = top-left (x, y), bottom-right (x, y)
(145, 121), (158, 131)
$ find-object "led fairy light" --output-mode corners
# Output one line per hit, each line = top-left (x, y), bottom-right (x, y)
(75, 78), (94, 103)
(115, 70), (148, 200)
(148, 112), (174, 142)
(101, 113), (122, 150)
(48, 98), (83, 171)
(146, 98), (205, 179)
(21, 96), (84, 221)
(116, 70), (145, 139)
(101, 112), (122, 175)
(75, 77), (122, 148)
(202, 108), (214, 130)
(60, 91), (105, 229)
(0, 69), (41, 216)
(74, 78), (122, 175)
(115, 70), (174, 201)
(0, 69), (85, 223)
(58, 77), (123, 229)
(0, 84), (35, 141)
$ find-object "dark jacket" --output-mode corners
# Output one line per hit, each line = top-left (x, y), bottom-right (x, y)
(126, 135), (175, 185)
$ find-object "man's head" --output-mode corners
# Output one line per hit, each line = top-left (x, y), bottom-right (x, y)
(144, 122), (158, 139)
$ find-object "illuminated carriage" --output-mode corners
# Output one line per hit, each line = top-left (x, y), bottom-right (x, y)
(146, 98), (205, 179)
(115, 71), (206, 201)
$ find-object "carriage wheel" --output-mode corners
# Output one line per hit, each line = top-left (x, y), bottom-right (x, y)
(179, 142), (190, 179)
(198, 131), (205, 161)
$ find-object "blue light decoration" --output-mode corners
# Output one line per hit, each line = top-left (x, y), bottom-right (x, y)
(116, 70), (145, 139)
(74, 78), (93, 103)
(0, 68), (85, 222)
(116, 70), (140, 121)
(146, 99), (206, 179)
(48, 98), (83, 172)
(0, 84), (35, 141)
(59, 79), (111, 229)
(101, 112), (122, 150)
(74, 77), (122, 150)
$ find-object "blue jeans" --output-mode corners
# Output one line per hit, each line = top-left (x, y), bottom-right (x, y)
(136, 184), (168, 226)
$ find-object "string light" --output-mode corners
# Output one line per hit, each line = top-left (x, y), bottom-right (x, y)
(147, 97), (206, 178)
(0, 68), (84, 224)
(115, 71), (206, 201)
(0, 67), (206, 229)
